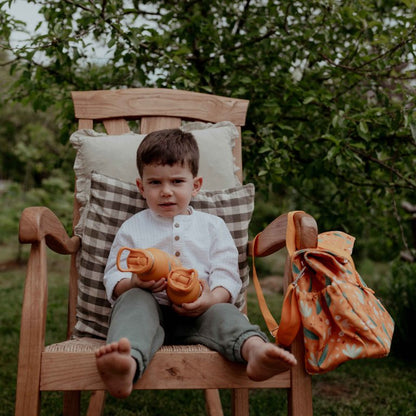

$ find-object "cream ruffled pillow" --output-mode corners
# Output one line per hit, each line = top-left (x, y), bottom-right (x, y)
(70, 121), (242, 235)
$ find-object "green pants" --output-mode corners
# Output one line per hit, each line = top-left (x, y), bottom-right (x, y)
(107, 288), (268, 380)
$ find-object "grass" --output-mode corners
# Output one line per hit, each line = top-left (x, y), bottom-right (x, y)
(1, 240), (415, 416)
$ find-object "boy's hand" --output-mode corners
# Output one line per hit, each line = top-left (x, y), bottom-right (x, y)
(172, 281), (230, 317)
(131, 274), (167, 293)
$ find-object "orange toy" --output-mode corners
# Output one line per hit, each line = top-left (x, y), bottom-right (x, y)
(167, 267), (202, 305)
(117, 247), (182, 281)
(117, 247), (202, 304)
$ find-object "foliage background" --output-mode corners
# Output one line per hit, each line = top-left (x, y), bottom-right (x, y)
(0, 0), (415, 355)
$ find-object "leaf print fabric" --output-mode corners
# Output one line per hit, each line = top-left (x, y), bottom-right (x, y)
(252, 211), (395, 376)
(277, 219), (395, 375)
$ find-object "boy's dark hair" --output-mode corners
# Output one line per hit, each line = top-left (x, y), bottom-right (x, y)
(136, 128), (199, 177)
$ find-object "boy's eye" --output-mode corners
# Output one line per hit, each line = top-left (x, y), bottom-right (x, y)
(173, 179), (184, 184)
(149, 180), (161, 185)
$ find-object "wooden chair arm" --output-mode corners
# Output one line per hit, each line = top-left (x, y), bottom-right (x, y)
(248, 212), (318, 257)
(16, 207), (80, 385)
(19, 207), (80, 254)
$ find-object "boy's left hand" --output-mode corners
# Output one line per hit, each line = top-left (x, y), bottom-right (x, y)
(172, 280), (230, 317)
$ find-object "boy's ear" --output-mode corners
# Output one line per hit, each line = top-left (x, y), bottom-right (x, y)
(136, 178), (145, 196)
(192, 176), (203, 196)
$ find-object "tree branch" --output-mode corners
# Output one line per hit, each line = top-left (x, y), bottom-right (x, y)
(0, 57), (19, 67)
(233, 0), (251, 36)
(227, 27), (277, 53)
(61, 0), (95, 14)
(345, 143), (416, 190)
(320, 24), (416, 73)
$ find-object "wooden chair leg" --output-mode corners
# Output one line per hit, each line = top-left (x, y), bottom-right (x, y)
(15, 242), (47, 416)
(232, 388), (249, 416)
(63, 391), (81, 416)
(287, 332), (312, 416)
(87, 391), (106, 416)
(205, 389), (224, 416)
(283, 255), (313, 416)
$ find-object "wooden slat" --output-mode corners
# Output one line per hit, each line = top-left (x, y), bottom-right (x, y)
(103, 118), (130, 135)
(78, 119), (93, 129)
(233, 126), (243, 183)
(140, 116), (182, 134)
(67, 255), (79, 339)
(71, 89), (249, 126)
(40, 350), (291, 391)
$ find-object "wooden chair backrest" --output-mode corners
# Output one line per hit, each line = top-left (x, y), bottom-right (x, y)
(68, 88), (249, 336)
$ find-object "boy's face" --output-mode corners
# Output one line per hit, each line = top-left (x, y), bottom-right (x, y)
(137, 163), (202, 218)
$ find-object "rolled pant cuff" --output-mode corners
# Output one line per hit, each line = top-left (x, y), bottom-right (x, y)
(232, 330), (269, 363)
(130, 349), (145, 383)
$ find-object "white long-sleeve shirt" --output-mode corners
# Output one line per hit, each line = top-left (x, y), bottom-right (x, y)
(104, 207), (242, 306)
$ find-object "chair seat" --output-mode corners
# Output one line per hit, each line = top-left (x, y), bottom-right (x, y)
(45, 337), (106, 353)
(41, 338), (291, 391)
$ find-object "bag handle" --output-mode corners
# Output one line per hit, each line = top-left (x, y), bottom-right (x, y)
(251, 211), (303, 345)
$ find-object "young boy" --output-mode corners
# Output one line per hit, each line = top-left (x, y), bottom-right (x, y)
(96, 128), (297, 398)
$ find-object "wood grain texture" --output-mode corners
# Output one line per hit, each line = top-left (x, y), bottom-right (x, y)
(205, 389), (224, 416)
(71, 89), (249, 126)
(86, 391), (106, 416)
(232, 389), (249, 416)
(19, 207), (80, 254)
(247, 212), (318, 257)
(40, 349), (291, 391)
(15, 241), (48, 416)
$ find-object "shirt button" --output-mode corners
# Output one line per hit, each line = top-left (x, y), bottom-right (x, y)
(175, 251), (180, 257)
(174, 223), (180, 228)
(175, 236), (180, 241)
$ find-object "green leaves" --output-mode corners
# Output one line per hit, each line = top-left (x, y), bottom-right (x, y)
(0, 0), (415, 261)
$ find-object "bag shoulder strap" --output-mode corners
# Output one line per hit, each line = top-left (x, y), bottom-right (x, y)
(251, 234), (279, 338)
(251, 211), (303, 343)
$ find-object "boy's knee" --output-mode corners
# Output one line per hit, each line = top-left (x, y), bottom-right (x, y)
(118, 287), (153, 303)
(203, 302), (242, 321)
(113, 287), (160, 314)
(208, 302), (238, 314)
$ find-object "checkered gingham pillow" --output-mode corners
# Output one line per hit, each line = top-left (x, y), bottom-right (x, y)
(74, 171), (255, 339)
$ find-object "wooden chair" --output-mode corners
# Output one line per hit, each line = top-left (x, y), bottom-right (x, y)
(16, 88), (317, 416)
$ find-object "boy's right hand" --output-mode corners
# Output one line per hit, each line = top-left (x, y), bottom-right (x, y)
(131, 274), (167, 293)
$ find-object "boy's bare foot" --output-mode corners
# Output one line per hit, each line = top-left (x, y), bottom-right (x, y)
(95, 337), (137, 398)
(242, 336), (297, 381)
